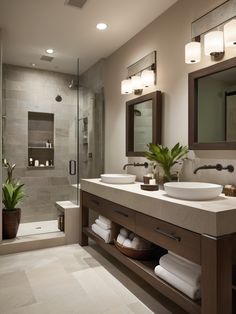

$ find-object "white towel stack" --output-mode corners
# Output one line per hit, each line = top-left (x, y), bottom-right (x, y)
(154, 252), (201, 300)
(116, 228), (152, 250)
(91, 215), (114, 243)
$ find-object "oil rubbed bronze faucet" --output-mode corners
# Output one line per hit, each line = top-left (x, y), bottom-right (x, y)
(123, 162), (149, 171)
(193, 163), (234, 174)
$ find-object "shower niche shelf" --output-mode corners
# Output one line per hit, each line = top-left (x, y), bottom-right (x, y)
(28, 112), (54, 168)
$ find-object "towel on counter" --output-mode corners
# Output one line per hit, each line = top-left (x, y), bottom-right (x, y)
(159, 253), (201, 287)
(154, 265), (201, 300)
(92, 223), (113, 243)
(95, 219), (111, 230)
(98, 215), (112, 228)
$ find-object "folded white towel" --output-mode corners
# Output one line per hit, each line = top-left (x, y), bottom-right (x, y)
(154, 265), (201, 300)
(123, 239), (132, 248)
(95, 219), (111, 230)
(117, 234), (126, 245)
(169, 251), (201, 270)
(98, 215), (112, 227)
(160, 253), (201, 287)
(120, 228), (129, 238)
(92, 223), (113, 243)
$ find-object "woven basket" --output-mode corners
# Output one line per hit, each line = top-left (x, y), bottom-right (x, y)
(114, 239), (155, 260)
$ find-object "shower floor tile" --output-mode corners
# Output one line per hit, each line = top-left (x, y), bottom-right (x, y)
(17, 220), (60, 236)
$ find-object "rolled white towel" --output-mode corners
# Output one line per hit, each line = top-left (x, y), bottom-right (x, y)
(154, 265), (201, 300)
(95, 219), (111, 230)
(92, 223), (113, 243)
(123, 239), (132, 248)
(160, 253), (201, 287)
(120, 228), (129, 238)
(98, 215), (112, 227)
(129, 232), (135, 241)
(131, 236), (142, 250)
(117, 234), (126, 245)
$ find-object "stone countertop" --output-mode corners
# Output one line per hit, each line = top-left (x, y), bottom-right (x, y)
(81, 178), (236, 237)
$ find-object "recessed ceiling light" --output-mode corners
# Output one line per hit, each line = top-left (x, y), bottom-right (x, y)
(96, 23), (107, 31)
(31, 63), (36, 67)
(46, 48), (54, 54)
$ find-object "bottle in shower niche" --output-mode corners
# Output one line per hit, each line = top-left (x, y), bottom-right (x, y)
(29, 157), (34, 167)
(46, 140), (51, 148)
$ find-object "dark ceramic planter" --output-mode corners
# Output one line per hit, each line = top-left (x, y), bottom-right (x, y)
(2, 208), (21, 239)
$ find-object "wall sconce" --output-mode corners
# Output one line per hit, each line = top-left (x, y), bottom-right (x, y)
(224, 19), (236, 47)
(185, 42), (201, 64)
(185, 0), (236, 64)
(121, 51), (156, 95)
(204, 31), (224, 60)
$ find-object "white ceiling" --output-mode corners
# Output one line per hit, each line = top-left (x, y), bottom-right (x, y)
(0, 0), (177, 74)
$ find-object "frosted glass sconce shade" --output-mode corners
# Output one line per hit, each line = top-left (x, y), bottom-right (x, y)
(141, 70), (155, 87)
(121, 79), (132, 94)
(131, 76), (143, 90)
(204, 31), (224, 56)
(224, 19), (236, 47)
(185, 42), (201, 64)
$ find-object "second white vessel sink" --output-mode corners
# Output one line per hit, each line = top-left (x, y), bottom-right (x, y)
(101, 174), (136, 184)
(164, 182), (223, 201)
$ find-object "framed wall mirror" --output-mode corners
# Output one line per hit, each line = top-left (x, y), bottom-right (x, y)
(126, 91), (162, 156)
(189, 57), (236, 150)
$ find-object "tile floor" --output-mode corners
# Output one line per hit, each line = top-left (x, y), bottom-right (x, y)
(0, 243), (187, 314)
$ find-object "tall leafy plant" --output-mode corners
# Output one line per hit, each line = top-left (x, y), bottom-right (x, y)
(3, 183), (25, 210)
(2, 159), (25, 210)
(145, 143), (189, 181)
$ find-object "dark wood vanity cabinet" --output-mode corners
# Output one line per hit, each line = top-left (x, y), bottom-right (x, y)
(79, 190), (236, 314)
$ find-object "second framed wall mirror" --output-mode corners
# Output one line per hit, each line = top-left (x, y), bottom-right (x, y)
(189, 57), (236, 150)
(126, 91), (162, 156)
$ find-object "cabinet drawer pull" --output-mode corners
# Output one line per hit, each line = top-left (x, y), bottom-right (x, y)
(91, 199), (100, 206)
(155, 228), (181, 242)
(114, 210), (129, 218)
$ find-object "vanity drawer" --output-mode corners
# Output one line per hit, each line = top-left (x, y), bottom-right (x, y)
(82, 192), (135, 231)
(136, 212), (201, 264)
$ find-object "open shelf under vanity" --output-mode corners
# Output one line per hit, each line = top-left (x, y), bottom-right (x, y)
(83, 226), (201, 314)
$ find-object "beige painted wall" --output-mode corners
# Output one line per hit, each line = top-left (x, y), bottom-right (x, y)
(104, 0), (236, 174)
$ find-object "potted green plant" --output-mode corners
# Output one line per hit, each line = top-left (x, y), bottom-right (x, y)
(145, 143), (189, 183)
(2, 160), (25, 239)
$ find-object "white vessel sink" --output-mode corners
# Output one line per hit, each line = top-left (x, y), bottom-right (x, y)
(164, 182), (223, 201)
(101, 174), (136, 184)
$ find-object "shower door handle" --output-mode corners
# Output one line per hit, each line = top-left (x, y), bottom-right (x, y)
(69, 160), (77, 175)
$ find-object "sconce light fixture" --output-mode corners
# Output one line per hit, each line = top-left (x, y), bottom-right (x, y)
(204, 31), (224, 60)
(224, 19), (236, 47)
(121, 51), (156, 95)
(185, 0), (236, 64)
(185, 42), (201, 64)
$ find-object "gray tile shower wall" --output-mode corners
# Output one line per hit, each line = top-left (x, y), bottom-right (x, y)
(2, 64), (78, 223)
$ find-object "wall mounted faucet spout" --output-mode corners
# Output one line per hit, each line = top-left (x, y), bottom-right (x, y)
(123, 162), (148, 171)
(193, 163), (234, 174)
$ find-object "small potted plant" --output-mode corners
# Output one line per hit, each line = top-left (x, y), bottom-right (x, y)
(145, 143), (189, 184)
(2, 160), (25, 239)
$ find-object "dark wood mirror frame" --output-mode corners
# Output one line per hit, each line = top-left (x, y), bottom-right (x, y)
(126, 91), (162, 157)
(189, 57), (236, 150)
